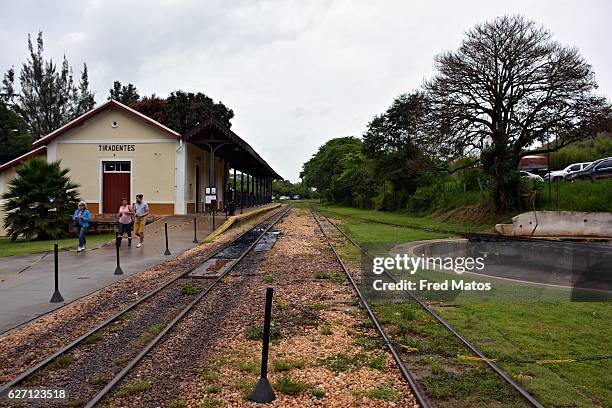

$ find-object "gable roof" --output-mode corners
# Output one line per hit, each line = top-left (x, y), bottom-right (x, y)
(0, 146), (47, 173)
(32, 99), (180, 148)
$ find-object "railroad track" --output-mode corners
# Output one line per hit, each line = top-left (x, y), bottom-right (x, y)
(0, 205), (291, 407)
(311, 208), (545, 408)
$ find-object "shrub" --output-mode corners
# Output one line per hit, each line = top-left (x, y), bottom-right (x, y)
(2, 157), (79, 240)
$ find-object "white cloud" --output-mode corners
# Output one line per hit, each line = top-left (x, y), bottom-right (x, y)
(2, 0), (611, 180)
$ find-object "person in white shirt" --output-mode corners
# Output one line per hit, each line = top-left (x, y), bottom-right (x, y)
(133, 194), (149, 248)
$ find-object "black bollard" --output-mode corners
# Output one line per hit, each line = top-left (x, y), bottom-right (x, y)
(212, 208), (216, 230)
(193, 218), (198, 244)
(164, 222), (171, 255)
(249, 287), (276, 403)
(114, 235), (124, 275)
(50, 243), (64, 303)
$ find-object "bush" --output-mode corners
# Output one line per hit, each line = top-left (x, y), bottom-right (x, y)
(518, 178), (544, 209)
(2, 158), (79, 240)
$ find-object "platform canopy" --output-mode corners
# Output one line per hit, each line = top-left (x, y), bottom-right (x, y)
(185, 114), (281, 179)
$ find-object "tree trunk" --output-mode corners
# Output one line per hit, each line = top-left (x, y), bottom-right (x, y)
(491, 157), (519, 215)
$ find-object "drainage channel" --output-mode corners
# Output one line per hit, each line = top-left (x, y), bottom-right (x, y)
(190, 230), (281, 279)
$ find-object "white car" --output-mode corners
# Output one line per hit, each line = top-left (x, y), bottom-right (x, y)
(278, 195), (290, 200)
(519, 171), (544, 182)
(544, 162), (591, 181)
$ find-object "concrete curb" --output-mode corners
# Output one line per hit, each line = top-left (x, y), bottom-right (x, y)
(204, 204), (282, 241)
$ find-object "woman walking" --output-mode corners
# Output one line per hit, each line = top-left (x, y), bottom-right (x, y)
(117, 198), (134, 246)
(72, 201), (90, 252)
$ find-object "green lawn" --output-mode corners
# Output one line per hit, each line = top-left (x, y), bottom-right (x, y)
(316, 203), (611, 407)
(0, 234), (115, 257)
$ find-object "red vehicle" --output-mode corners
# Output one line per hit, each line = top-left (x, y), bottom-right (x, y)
(518, 155), (548, 171)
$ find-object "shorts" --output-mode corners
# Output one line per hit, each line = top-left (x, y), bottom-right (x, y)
(134, 219), (146, 235)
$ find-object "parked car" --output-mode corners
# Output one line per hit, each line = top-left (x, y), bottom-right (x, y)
(544, 162), (591, 181)
(519, 171), (544, 182)
(278, 195), (290, 200)
(292, 195), (300, 200)
(565, 157), (612, 181)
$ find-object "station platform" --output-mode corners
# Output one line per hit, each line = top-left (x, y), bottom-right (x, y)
(0, 204), (277, 334)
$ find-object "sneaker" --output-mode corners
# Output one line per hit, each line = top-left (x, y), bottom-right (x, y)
(137, 242), (144, 248)
(77, 246), (83, 252)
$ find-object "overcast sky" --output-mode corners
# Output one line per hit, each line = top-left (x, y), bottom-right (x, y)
(2, 0), (611, 181)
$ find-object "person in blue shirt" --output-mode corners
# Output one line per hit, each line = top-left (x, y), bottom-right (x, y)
(72, 201), (91, 252)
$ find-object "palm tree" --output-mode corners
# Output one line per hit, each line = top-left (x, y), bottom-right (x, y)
(2, 157), (80, 240)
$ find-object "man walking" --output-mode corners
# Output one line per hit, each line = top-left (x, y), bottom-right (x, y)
(134, 194), (149, 248)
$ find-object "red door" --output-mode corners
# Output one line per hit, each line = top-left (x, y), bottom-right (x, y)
(102, 162), (131, 213)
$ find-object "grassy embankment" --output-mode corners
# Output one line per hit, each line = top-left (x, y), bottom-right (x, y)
(312, 202), (611, 408)
(0, 234), (115, 258)
(424, 179), (612, 215)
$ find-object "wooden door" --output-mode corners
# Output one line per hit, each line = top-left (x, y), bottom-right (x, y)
(102, 162), (131, 213)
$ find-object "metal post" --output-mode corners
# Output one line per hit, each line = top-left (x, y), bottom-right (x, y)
(246, 174), (250, 208)
(164, 222), (171, 255)
(556, 177), (560, 209)
(547, 138), (551, 205)
(193, 217), (198, 244)
(252, 174), (255, 206)
(212, 207), (216, 229)
(249, 287), (276, 403)
(240, 171), (244, 214)
(233, 168), (237, 202)
(114, 235), (124, 275)
(50, 243), (64, 303)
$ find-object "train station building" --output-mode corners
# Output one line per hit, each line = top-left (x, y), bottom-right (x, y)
(0, 100), (280, 232)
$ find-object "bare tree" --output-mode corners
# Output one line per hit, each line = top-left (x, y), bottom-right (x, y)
(425, 15), (610, 213)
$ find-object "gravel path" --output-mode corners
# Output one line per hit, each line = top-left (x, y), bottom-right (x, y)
(101, 207), (417, 407)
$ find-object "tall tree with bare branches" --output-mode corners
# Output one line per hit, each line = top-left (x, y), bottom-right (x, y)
(425, 15), (610, 213)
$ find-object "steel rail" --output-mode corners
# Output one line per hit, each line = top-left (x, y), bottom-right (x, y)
(310, 208), (433, 408)
(0, 205), (287, 397)
(315, 209), (545, 408)
(85, 205), (291, 407)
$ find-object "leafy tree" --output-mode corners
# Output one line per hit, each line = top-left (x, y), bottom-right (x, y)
(108, 81), (140, 105)
(272, 180), (313, 199)
(335, 151), (377, 208)
(129, 90), (234, 131)
(2, 32), (96, 138)
(362, 92), (433, 209)
(129, 95), (166, 124)
(165, 90), (234, 131)
(2, 158), (80, 240)
(75, 63), (96, 114)
(425, 15), (611, 213)
(301, 137), (365, 204)
(0, 101), (34, 164)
